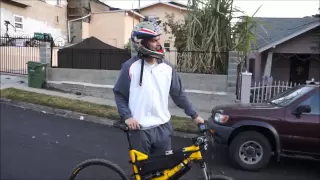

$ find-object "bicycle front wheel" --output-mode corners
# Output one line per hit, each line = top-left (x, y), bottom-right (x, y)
(207, 174), (235, 180)
(200, 162), (234, 180)
(68, 158), (129, 180)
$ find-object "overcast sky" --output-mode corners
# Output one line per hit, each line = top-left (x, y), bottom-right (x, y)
(104, 0), (319, 18)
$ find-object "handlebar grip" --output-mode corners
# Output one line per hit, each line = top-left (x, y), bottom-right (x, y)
(113, 121), (128, 131)
(113, 121), (142, 131)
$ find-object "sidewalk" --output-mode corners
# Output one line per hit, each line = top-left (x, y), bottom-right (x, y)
(0, 74), (211, 119)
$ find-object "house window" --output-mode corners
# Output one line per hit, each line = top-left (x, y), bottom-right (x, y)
(164, 42), (170, 52)
(14, 15), (24, 30)
(56, 0), (61, 6)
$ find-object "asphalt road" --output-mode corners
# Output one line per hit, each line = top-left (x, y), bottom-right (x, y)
(1, 103), (319, 180)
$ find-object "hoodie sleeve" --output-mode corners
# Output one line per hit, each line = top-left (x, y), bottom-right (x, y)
(113, 59), (134, 121)
(169, 64), (198, 119)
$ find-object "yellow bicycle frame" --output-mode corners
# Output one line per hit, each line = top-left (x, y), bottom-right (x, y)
(129, 144), (203, 180)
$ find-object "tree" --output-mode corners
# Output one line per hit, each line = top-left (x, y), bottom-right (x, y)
(232, 5), (271, 72)
(170, 0), (238, 74)
(162, 13), (187, 51)
(162, 0), (270, 74)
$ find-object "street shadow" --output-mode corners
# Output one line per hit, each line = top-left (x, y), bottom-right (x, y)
(206, 144), (320, 180)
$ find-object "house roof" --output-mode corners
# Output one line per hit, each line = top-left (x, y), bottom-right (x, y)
(253, 17), (320, 52)
(137, 1), (188, 11)
(63, 36), (122, 50)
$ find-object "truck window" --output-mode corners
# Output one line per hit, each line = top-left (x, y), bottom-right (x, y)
(298, 91), (320, 115)
(268, 86), (314, 107)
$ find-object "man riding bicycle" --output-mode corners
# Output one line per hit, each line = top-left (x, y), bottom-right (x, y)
(113, 17), (204, 156)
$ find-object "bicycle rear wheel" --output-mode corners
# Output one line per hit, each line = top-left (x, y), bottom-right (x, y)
(68, 158), (129, 180)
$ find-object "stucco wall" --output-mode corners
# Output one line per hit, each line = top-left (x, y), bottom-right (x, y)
(45, 51), (239, 94)
(47, 68), (228, 92)
(272, 27), (320, 54)
(46, 68), (234, 114)
(89, 12), (124, 48)
(89, 11), (142, 49)
(124, 14), (140, 48)
(0, 0), (68, 46)
(82, 22), (90, 40)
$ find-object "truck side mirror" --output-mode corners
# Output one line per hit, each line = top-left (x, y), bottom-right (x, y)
(293, 105), (311, 115)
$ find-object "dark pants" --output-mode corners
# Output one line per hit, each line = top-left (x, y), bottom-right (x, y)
(130, 122), (173, 155)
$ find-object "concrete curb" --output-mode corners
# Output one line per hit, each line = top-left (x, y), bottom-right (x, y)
(0, 98), (199, 139)
(0, 72), (28, 78)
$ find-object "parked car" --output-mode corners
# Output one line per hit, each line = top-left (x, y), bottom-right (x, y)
(208, 84), (320, 171)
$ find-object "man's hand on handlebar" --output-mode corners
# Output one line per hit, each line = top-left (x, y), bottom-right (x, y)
(125, 118), (140, 130)
(193, 116), (205, 124)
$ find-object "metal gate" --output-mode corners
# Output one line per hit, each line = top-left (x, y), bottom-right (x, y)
(0, 32), (55, 75)
(249, 80), (300, 103)
(0, 35), (43, 75)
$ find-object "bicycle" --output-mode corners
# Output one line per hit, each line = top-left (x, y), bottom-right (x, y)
(68, 121), (234, 180)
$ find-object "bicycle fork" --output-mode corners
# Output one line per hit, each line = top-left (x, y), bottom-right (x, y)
(200, 161), (210, 180)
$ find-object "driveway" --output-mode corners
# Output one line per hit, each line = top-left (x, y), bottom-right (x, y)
(1, 103), (319, 180)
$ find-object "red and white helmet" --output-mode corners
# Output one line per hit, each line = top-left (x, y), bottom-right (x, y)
(131, 16), (165, 59)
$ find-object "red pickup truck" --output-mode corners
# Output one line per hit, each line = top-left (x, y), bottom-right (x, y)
(208, 84), (320, 171)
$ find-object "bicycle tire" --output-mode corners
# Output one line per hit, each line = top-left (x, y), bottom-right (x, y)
(208, 174), (235, 180)
(197, 174), (234, 180)
(68, 158), (130, 180)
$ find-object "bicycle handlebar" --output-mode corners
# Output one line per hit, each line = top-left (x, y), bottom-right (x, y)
(113, 121), (140, 131)
(113, 121), (208, 133)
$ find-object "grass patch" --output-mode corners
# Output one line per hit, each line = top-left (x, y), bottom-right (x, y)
(0, 88), (198, 133)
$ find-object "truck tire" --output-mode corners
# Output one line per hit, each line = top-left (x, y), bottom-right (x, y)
(229, 131), (271, 171)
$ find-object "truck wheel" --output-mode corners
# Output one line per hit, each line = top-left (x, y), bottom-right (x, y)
(229, 131), (271, 171)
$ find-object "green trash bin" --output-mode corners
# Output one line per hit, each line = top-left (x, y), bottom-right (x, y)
(27, 61), (47, 88)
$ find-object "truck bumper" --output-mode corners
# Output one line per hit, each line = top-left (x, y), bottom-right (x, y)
(207, 117), (234, 145)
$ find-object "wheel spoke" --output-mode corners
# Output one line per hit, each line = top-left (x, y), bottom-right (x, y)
(238, 140), (264, 165)
(256, 148), (262, 154)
